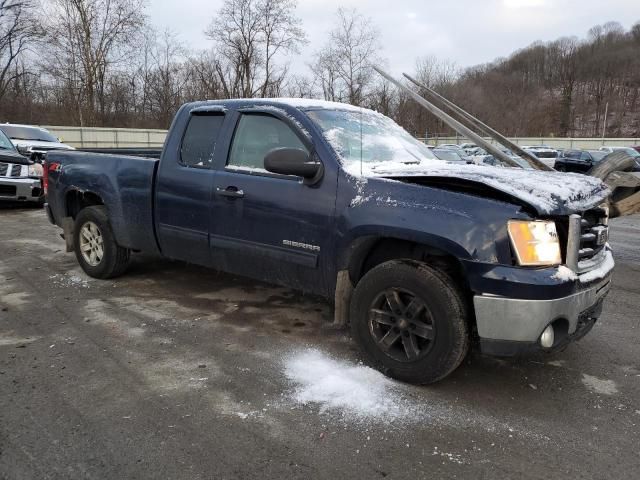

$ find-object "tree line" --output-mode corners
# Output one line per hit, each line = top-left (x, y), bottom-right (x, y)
(1, 0), (639, 138)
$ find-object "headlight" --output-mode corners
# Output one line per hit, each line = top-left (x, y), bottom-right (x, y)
(508, 220), (562, 266)
(28, 163), (44, 177)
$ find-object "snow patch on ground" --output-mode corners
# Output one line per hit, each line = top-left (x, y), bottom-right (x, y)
(581, 374), (618, 395)
(0, 334), (39, 347)
(49, 273), (91, 289)
(284, 349), (407, 421)
(0, 291), (31, 308)
(282, 349), (549, 444)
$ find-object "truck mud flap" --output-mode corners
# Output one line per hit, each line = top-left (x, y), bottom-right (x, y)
(61, 217), (75, 252)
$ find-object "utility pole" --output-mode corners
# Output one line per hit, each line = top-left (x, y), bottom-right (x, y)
(601, 102), (609, 144)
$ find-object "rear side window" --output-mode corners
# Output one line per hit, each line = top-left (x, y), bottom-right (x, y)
(180, 114), (225, 168)
(227, 114), (307, 171)
(565, 150), (581, 159)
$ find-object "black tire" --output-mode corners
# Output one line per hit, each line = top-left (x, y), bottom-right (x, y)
(350, 260), (469, 385)
(73, 206), (130, 279)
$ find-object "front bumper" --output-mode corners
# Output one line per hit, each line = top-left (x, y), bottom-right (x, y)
(474, 272), (612, 356)
(0, 177), (43, 202)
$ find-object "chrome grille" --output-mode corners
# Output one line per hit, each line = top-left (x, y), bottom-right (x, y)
(566, 207), (609, 273)
(0, 162), (7, 176)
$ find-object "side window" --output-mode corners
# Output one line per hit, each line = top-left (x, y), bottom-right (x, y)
(566, 150), (580, 159)
(580, 152), (591, 161)
(227, 114), (308, 171)
(180, 114), (225, 168)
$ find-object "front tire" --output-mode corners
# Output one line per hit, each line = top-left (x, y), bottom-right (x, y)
(350, 260), (469, 384)
(74, 206), (130, 279)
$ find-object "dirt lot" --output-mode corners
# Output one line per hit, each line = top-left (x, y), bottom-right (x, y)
(0, 205), (639, 479)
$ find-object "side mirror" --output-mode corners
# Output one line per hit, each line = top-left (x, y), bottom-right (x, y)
(264, 148), (322, 181)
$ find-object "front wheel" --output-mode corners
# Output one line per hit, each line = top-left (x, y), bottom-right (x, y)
(74, 206), (130, 279)
(350, 260), (470, 384)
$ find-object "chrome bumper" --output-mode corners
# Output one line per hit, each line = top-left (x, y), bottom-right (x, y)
(0, 177), (43, 201)
(474, 274), (612, 344)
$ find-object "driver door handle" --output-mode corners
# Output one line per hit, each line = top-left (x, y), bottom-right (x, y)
(217, 187), (245, 199)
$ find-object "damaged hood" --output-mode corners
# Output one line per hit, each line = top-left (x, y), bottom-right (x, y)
(355, 161), (610, 215)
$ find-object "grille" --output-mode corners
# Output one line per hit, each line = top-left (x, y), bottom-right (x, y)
(11, 164), (22, 177)
(0, 184), (17, 196)
(0, 162), (7, 176)
(566, 207), (609, 273)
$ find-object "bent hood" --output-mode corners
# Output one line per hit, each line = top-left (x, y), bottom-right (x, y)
(352, 161), (610, 216)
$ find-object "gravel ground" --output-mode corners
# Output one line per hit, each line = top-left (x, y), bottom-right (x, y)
(0, 205), (639, 479)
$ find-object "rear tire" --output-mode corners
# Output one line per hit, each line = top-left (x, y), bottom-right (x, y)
(350, 260), (469, 385)
(74, 206), (130, 279)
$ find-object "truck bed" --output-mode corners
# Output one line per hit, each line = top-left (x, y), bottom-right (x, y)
(45, 150), (161, 254)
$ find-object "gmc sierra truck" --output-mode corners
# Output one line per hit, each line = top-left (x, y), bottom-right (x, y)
(44, 99), (614, 384)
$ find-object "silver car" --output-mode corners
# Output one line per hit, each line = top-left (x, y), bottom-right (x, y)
(0, 129), (44, 204)
(0, 124), (74, 161)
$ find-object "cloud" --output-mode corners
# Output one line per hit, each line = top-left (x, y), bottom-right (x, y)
(146, 0), (640, 75)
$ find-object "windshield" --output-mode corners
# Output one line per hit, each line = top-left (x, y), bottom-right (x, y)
(588, 151), (608, 162)
(527, 150), (558, 159)
(433, 149), (462, 162)
(306, 109), (437, 172)
(0, 125), (59, 142)
(621, 148), (640, 158)
(0, 129), (14, 150)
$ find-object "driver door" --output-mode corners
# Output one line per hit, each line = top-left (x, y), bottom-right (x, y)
(209, 110), (337, 295)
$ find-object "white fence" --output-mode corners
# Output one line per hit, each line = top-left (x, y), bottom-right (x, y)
(44, 126), (167, 148)
(423, 136), (640, 150)
(41, 125), (639, 150)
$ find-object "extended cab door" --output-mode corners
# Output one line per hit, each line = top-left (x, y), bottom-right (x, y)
(209, 109), (337, 295)
(155, 111), (226, 265)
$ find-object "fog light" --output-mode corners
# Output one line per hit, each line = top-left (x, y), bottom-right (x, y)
(540, 325), (555, 348)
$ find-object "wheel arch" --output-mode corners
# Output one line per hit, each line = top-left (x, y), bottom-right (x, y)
(65, 189), (106, 219)
(333, 233), (473, 328)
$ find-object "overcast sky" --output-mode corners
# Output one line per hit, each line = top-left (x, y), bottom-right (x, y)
(148, 0), (639, 75)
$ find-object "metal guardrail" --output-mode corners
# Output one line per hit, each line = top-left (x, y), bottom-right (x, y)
(36, 125), (640, 150)
(43, 125), (168, 149)
(422, 136), (640, 150)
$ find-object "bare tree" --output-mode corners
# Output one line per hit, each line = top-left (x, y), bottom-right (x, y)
(43, 0), (146, 125)
(205, 0), (305, 98)
(0, 0), (38, 103)
(311, 8), (381, 106)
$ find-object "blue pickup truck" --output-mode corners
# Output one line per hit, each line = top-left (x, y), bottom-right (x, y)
(44, 99), (614, 384)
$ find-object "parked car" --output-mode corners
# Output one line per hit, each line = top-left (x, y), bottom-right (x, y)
(596, 147), (640, 170)
(599, 146), (631, 154)
(555, 149), (608, 173)
(0, 124), (74, 162)
(45, 98), (614, 384)
(436, 144), (472, 162)
(522, 146), (559, 169)
(0, 128), (44, 204)
(431, 148), (468, 163)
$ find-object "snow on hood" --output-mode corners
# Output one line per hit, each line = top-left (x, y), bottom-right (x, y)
(347, 161), (610, 215)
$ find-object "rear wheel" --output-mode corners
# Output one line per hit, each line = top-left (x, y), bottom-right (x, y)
(74, 206), (130, 279)
(350, 260), (469, 384)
